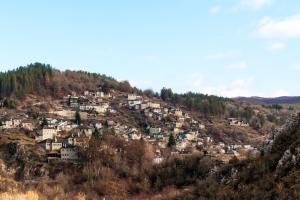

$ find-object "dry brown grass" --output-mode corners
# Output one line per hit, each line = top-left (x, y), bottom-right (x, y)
(0, 191), (39, 200)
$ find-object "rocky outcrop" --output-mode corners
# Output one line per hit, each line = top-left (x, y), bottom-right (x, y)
(276, 147), (300, 170)
(1, 143), (47, 181)
(262, 113), (300, 153)
(260, 113), (300, 174)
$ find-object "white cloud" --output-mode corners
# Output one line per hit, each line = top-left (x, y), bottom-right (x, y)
(269, 42), (286, 50)
(240, 0), (272, 9)
(206, 49), (240, 60)
(184, 77), (256, 98)
(258, 14), (300, 39)
(201, 78), (255, 97)
(209, 5), (221, 15)
(291, 64), (300, 72)
(225, 61), (248, 70)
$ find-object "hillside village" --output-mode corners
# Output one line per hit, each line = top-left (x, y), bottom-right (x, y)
(0, 88), (259, 164)
(0, 65), (300, 200)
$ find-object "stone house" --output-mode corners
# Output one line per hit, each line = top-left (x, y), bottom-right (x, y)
(36, 127), (58, 141)
(51, 138), (63, 151)
(21, 120), (35, 131)
(38, 138), (63, 151)
(0, 118), (22, 129)
(174, 109), (183, 117)
(148, 102), (160, 109)
(61, 147), (79, 161)
(128, 94), (138, 101)
(228, 118), (249, 127)
(149, 127), (162, 134)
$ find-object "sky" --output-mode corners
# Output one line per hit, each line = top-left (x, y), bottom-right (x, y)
(0, 0), (300, 97)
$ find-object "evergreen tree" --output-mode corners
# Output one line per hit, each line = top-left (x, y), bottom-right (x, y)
(160, 87), (174, 101)
(3, 98), (16, 109)
(41, 117), (48, 127)
(168, 133), (176, 148)
(75, 110), (81, 125)
(92, 128), (100, 139)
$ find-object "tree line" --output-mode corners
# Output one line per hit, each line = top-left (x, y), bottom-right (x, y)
(0, 63), (137, 98)
(160, 87), (230, 116)
(0, 63), (53, 97)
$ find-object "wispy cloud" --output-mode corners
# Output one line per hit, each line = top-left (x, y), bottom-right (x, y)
(209, 5), (221, 15)
(291, 64), (300, 72)
(240, 0), (272, 10)
(270, 89), (289, 97)
(258, 14), (300, 39)
(201, 78), (255, 97)
(184, 77), (256, 97)
(225, 61), (248, 70)
(269, 42), (286, 50)
(206, 49), (240, 60)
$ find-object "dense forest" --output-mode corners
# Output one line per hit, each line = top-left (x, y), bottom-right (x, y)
(0, 63), (134, 98)
(160, 87), (230, 116)
(0, 63), (53, 97)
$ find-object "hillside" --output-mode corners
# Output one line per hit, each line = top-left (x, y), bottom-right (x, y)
(0, 63), (134, 99)
(173, 114), (300, 200)
(0, 63), (299, 199)
(235, 96), (300, 105)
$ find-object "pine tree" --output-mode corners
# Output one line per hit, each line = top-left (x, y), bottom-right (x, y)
(168, 133), (176, 148)
(75, 110), (81, 125)
(92, 128), (100, 139)
(41, 117), (48, 127)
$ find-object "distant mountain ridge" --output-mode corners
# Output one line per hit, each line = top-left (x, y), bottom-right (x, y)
(234, 96), (300, 105)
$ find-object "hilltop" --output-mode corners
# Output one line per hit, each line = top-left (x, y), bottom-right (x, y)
(0, 63), (135, 99)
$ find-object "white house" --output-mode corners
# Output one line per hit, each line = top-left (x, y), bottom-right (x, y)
(174, 109), (183, 117)
(128, 100), (142, 108)
(0, 119), (21, 129)
(39, 138), (63, 151)
(148, 102), (160, 109)
(149, 127), (162, 134)
(52, 110), (76, 119)
(21, 121), (35, 131)
(61, 147), (79, 161)
(57, 121), (78, 132)
(36, 128), (57, 141)
(128, 94), (138, 101)
(51, 138), (63, 151)
(93, 105), (108, 113)
(140, 103), (149, 110)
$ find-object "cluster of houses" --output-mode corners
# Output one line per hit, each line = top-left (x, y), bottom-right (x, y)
(64, 92), (113, 115)
(0, 90), (258, 164)
(0, 114), (34, 130)
(228, 118), (249, 127)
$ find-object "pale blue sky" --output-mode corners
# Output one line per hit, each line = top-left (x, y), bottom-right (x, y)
(1, 0), (300, 97)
